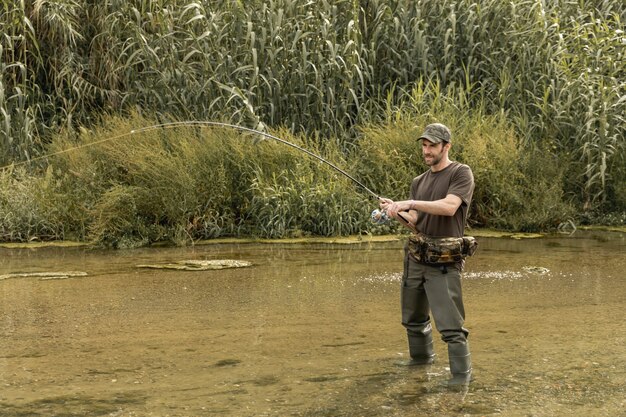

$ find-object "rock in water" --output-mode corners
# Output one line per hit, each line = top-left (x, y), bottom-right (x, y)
(522, 266), (550, 274)
(136, 260), (252, 271)
(0, 271), (88, 280)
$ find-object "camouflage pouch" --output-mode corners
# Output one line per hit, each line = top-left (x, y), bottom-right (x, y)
(461, 236), (478, 257)
(408, 234), (478, 264)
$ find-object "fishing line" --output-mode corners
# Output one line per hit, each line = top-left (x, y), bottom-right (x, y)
(1, 121), (410, 225)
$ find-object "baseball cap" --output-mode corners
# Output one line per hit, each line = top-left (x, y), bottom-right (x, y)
(418, 123), (451, 143)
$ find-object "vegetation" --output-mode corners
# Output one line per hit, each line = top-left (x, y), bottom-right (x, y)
(0, 0), (624, 246)
(0, 111), (575, 247)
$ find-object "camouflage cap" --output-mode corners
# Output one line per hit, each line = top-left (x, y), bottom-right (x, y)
(418, 123), (451, 144)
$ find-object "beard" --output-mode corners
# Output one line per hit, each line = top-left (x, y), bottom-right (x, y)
(423, 152), (443, 166)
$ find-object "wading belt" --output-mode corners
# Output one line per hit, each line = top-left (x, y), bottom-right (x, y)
(407, 233), (478, 266)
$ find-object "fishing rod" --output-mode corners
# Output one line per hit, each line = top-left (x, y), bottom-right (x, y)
(1, 121), (411, 225)
(2, 121), (379, 195)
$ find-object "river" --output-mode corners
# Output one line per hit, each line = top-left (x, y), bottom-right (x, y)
(1, 231), (625, 417)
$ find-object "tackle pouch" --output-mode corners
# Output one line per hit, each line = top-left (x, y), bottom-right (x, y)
(408, 234), (478, 264)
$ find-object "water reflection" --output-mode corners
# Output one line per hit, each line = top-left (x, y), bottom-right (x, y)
(1, 231), (625, 416)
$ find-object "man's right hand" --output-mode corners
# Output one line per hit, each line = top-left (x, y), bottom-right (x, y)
(379, 197), (393, 211)
(379, 198), (418, 233)
(380, 198), (413, 219)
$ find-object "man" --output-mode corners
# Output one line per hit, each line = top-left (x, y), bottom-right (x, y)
(379, 122), (475, 386)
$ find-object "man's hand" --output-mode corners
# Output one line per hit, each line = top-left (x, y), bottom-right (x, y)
(379, 198), (412, 219)
(378, 198), (417, 233)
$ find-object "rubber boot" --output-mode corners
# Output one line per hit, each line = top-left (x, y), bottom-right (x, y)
(447, 342), (472, 386)
(398, 333), (436, 366)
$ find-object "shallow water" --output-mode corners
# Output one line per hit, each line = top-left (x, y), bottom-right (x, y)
(1, 231), (625, 417)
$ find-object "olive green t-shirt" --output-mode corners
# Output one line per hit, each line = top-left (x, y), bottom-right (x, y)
(409, 162), (474, 238)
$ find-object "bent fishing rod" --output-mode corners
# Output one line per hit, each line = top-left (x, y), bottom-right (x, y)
(1, 121), (412, 225)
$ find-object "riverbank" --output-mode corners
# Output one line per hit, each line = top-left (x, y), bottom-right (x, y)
(2, 227), (624, 250)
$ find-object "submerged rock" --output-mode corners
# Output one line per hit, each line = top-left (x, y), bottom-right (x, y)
(522, 266), (550, 274)
(136, 259), (252, 271)
(0, 271), (88, 281)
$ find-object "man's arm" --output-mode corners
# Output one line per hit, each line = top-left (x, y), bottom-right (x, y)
(381, 194), (463, 219)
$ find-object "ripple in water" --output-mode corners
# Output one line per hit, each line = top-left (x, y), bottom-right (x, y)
(357, 272), (402, 283)
(357, 266), (551, 284)
(463, 271), (525, 281)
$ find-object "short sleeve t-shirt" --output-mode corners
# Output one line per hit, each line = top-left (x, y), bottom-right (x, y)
(409, 162), (474, 238)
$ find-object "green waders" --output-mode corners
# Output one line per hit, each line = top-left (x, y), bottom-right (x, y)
(398, 323), (436, 366)
(401, 248), (472, 385)
(447, 341), (472, 385)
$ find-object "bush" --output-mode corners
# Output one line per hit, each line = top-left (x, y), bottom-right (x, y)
(0, 167), (71, 241)
(38, 115), (378, 246)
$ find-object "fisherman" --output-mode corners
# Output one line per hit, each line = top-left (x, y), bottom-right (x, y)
(379, 122), (476, 386)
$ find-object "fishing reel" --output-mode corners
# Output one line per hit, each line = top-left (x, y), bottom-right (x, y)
(370, 209), (390, 224)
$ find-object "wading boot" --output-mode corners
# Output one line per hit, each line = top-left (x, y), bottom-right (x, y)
(398, 333), (435, 366)
(446, 342), (472, 386)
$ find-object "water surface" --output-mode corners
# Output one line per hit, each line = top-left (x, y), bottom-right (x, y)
(1, 231), (625, 416)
